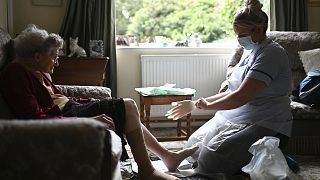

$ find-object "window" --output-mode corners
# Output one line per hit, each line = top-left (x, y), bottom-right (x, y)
(115, 0), (270, 47)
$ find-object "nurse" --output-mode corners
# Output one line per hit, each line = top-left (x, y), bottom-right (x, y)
(166, 0), (292, 177)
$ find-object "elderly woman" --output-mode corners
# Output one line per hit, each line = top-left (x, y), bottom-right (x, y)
(167, 0), (293, 177)
(0, 25), (197, 180)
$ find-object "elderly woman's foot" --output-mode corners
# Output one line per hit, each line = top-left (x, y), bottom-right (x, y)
(162, 145), (199, 172)
(139, 169), (180, 180)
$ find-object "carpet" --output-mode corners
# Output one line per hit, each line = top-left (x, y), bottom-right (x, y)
(122, 127), (320, 179)
(162, 142), (320, 180)
(122, 140), (320, 180)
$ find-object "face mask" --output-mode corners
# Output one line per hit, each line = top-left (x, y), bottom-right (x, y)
(237, 36), (255, 50)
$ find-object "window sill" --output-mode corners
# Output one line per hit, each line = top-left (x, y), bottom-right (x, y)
(116, 42), (237, 55)
(116, 42), (238, 49)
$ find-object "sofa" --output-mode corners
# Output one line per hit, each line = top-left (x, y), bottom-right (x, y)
(224, 31), (320, 155)
(0, 28), (122, 180)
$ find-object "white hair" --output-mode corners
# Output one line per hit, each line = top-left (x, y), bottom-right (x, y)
(14, 24), (63, 58)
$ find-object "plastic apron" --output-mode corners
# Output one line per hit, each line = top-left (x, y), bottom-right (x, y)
(185, 51), (252, 164)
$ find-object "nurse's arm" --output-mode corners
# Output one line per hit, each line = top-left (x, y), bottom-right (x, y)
(203, 91), (230, 103)
(202, 77), (266, 110)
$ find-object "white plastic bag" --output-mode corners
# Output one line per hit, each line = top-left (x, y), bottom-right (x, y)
(242, 136), (300, 180)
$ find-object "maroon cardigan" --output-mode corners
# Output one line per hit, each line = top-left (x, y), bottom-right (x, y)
(0, 62), (90, 119)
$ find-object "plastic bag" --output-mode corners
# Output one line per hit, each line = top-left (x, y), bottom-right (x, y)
(242, 136), (300, 180)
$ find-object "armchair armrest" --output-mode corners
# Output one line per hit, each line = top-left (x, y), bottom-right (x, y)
(56, 85), (111, 99)
(0, 118), (121, 180)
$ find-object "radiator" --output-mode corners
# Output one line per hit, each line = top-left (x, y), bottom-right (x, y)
(141, 54), (230, 117)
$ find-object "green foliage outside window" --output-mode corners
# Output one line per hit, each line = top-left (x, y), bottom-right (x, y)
(116, 0), (272, 43)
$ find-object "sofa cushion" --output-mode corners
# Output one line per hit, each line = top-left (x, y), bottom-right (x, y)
(267, 32), (320, 91)
(267, 32), (320, 70)
(0, 94), (14, 119)
(57, 85), (112, 99)
(291, 101), (320, 120)
(299, 48), (320, 73)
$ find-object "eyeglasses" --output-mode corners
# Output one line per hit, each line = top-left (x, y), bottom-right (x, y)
(52, 56), (59, 64)
(47, 51), (59, 64)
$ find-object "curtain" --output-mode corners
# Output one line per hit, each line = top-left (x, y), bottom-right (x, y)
(270, 0), (308, 31)
(60, 0), (117, 97)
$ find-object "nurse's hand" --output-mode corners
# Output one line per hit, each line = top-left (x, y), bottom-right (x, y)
(195, 98), (209, 109)
(166, 100), (196, 120)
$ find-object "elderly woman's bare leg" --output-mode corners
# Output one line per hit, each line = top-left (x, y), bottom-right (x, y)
(123, 98), (178, 180)
(123, 98), (197, 173)
(141, 125), (198, 171)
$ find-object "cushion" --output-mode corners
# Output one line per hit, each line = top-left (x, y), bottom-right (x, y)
(291, 101), (320, 120)
(299, 48), (320, 73)
(57, 85), (112, 99)
(0, 94), (14, 119)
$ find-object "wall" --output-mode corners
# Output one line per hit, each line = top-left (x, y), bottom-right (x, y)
(0, 0), (8, 30)
(12, 0), (66, 35)
(308, 3), (320, 31)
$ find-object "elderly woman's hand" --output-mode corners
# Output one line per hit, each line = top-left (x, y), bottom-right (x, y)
(166, 100), (196, 120)
(93, 114), (115, 131)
